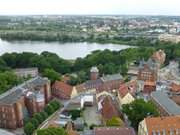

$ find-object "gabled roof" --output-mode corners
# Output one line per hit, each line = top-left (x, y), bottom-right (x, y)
(119, 80), (137, 98)
(101, 96), (119, 120)
(151, 91), (180, 115)
(170, 83), (180, 92)
(52, 81), (73, 97)
(94, 127), (136, 135)
(145, 116), (180, 135)
(101, 73), (123, 82)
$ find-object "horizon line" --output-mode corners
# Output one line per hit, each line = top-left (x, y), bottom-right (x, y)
(0, 14), (180, 17)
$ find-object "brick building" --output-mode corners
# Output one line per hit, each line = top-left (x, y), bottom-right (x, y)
(138, 59), (158, 82)
(138, 115), (180, 135)
(151, 91), (180, 116)
(75, 73), (123, 94)
(52, 81), (77, 100)
(0, 76), (51, 129)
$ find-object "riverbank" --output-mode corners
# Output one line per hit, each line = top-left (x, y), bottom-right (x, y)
(0, 30), (156, 47)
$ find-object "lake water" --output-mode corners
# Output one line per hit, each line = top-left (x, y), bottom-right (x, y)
(0, 39), (131, 59)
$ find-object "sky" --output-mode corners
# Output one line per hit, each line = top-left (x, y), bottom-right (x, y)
(0, 0), (180, 16)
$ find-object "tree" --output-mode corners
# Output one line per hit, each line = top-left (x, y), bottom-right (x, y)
(30, 118), (39, 129)
(24, 122), (35, 135)
(42, 68), (61, 83)
(39, 111), (48, 120)
(122, 99), (159, 129)
(37, 127), (67, 135)
(0, 71), (22, 94)
(69, 109), (81, 120)
(44, 104), (54, 115)
(106, 117), (123, 127)
(33, 113), (44, 124)
(49, 100), (61, 110)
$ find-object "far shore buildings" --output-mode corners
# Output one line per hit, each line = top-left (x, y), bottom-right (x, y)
(138, 115), (180, 135)
(0, 76), (51, 129)
(159, 34), (180, 43)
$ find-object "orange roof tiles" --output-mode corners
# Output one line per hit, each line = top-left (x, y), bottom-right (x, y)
(52, 81), (73, 97)
(95, 127), (136, 135)
(144, 81), (156, 86)
(119, 80), (137, 98)
(101, 96), (119, 120)
(170, 83), (180, 92)
(145, 115), (180, 135)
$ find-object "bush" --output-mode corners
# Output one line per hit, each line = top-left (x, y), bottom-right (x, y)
(30, 118), (39, 129)
(39, 111), (48, 120)
(37, 127), (67, 135)
(106, 117), (123, 127)
(49, 100), (61, 110)
(34, 113), (44, 124)
(44, 104), (54, 115)
(24, 122), (35, 135)
(69, 109), (81, 120)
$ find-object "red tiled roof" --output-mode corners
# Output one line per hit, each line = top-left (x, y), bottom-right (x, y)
(101, 96), (119, 120)
(171, 95), (180, 105)
(119, 80), (137, 98)
(170, 83), (180, 92)
(145, 116), (180, 135)
(94, 127), (136, 135)
(52, 81), (73, 97)
(144, 81), (156, 86)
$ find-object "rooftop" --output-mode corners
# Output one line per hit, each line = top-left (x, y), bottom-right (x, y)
(151, 91), (180, 115)
(101, 73), (123, 82)
(101, 96), (119, 120)
(94, 127), (136, 135)
(0, 76), (49, 105)
(52, 81), (73, 97)
(145, 115), (180, 135)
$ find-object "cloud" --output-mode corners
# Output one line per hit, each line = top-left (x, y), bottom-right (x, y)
(0, 0), (180, 15)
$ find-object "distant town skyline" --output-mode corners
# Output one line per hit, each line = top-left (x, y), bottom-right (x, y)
(0, 0), (180, 16)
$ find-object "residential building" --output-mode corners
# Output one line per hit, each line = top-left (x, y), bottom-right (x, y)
(138, 115), (180, 135)
(170, 82), (180, 94)
(81, 95), (94, 108)
(52, 81), (77, 100)
(94, 127), (136, 135)
(143, 81), (156, 95)
(98, 96), (119, 123)
(14, 67), (38, 78)
(118, 80), (137, 105)
(75, 73), (123, 94)
(0, 76), (51, 129)
(138, 59), (158, 82)
(151, 91), (180, 116)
